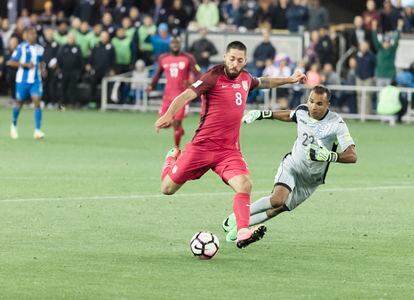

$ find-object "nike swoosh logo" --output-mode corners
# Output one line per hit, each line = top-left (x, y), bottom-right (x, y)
(224, 218), (229, 226)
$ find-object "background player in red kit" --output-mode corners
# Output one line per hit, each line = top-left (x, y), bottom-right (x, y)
(155, 41), (306, 249)
(148, 36), (201, 149)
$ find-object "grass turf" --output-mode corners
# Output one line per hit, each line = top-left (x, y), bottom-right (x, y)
(0, 108), (413, 299)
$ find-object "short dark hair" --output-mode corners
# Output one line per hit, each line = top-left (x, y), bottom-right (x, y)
(226, 41), (247, 53)
(311, 85), (331, 101)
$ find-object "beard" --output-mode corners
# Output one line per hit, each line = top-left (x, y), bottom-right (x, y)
(171, 49), (180, 55)
(224, 63), (243, 79)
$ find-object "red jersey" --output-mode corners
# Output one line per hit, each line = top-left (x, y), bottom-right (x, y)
(190, 65), (259, 150)
(151, 52), (200, 101)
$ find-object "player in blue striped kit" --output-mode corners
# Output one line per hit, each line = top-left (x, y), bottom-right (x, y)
(8, 27), (45, 139)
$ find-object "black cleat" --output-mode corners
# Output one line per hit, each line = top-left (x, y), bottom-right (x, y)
(236, 224), (267, 249)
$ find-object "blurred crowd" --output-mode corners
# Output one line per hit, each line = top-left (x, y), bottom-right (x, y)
(0, 0), (413, 115)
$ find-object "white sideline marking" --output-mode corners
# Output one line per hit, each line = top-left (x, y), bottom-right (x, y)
(0, 185), (413, 204)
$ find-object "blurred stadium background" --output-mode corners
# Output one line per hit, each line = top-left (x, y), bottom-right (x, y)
(0, 0), (414, 299)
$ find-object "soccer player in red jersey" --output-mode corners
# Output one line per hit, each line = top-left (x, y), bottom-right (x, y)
(147, 36), (201, 149)
(155, 41), (306, 249)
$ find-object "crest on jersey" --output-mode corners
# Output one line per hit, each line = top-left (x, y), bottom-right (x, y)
(314, 123), (330, 139)
(242, 80), (248, 91)
(178, 61), (186, 69)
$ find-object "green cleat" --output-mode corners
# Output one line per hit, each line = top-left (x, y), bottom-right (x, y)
(222, 213), (236, 233)
(225, 226), (238, 242)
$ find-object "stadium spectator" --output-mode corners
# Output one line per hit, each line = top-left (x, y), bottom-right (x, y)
(307, 0), (329, 31)
(195, 0), (220, 29)
(396, 62), (414, 87)
(362, 0), (380, 31)
(377, 80), (408, 123)
(356, 40), (376, 114)
(222, 85), (357, 242)
(189, 28), (218, 73)
(1, 18), (16, 47)
(1, 36), (18, 98)
(146, 22), (171, 62)
(86, 31), (115, 107)
(11, 18), (26, 42)
(74, 0), (98, 25)
(257, 0), (276, 30)
(121, 17), (138, 62)
(345, 15), (372, 50)
(272, 0), (289, 30)
(113, 0), (128, 26)
(42, 27), (60, 107)
(286, 0), (309, 33)
(315, 26), (333, 66)
(168, 0), (191, 33)
(304, 30), (320, 68)
(76, 21), (91, 61)
(148, 36), (200, 148)
(29, 14), (43, 41)
(221, 0), (243, 27)
(372, 20), (400, 87)
(88, 23), (103, 50)
(306, 62), (322, 87)
(40, 0), (55, 25)
(239, 0), (259, 30)
(112, 27), (134, 74)
(57, 32), (83, 107)
(150, 0), (168, 25)
(129, 7), (142, 28)
(131, 59), (147, 105)
(97, 0), (112, 22)
(263, 54), (292, 109)
(53, 21), (69, 45)
(340, 57), (358, 113)
(138, 15), (157, 65)
(252, 29), (276, 77)
(400, 6), (414, 33)
(321, 62), (341, 109)
(101, 12), (116, 38)
(8, 27), (45, 140)
(155, 40), (306, 249)
(379, 0), (400, 33)
(290, 60), (306, 109)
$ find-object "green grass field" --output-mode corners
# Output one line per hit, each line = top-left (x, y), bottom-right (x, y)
(0, 108), (413, 299)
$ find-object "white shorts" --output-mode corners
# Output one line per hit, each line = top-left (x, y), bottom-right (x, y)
(273, 154), (319, 211)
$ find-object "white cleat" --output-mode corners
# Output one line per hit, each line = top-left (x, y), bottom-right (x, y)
(10, 124), (18, 139)
(33, 129), (45, 140)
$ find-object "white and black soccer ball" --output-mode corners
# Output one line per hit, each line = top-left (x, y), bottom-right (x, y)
(189, 231), (219, 260)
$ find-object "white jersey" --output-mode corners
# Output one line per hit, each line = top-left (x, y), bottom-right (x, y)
(11, 41), (44, 84)
(286, 104), (355, 184)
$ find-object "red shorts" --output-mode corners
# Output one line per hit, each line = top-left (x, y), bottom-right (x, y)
(159, 99), (189, 121)
(168, 143), (250, 185)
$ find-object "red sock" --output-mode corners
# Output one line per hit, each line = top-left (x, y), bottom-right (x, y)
(233, 192), (250, 231)
(161, 156), (176, 180)
(174, 126), (184, 148)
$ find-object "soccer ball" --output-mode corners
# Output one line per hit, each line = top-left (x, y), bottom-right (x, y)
(189, 231), (220, 260)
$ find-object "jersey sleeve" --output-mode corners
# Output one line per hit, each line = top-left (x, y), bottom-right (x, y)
(290, 104), (308, 123)
(187, 53), (201, 78)
(336, 119), (355, 152)
(10, 45), (22, 61)
(189, 69), (217, 96)
(249, 75), (260, 91)
(150, 56), (164, 89)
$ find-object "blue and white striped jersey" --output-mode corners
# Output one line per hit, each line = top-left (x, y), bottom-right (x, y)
(11, 41), (44, 84)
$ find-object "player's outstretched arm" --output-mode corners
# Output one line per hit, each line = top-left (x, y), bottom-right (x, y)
(257, 70), (307, 89)
(242, 110), (292, 124)
(154, 88), (198, 132)
(336, 144), (357, 163)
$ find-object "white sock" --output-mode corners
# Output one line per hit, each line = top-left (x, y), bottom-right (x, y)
(250, 195), (272, 215)
(250, 212), (270, 226)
